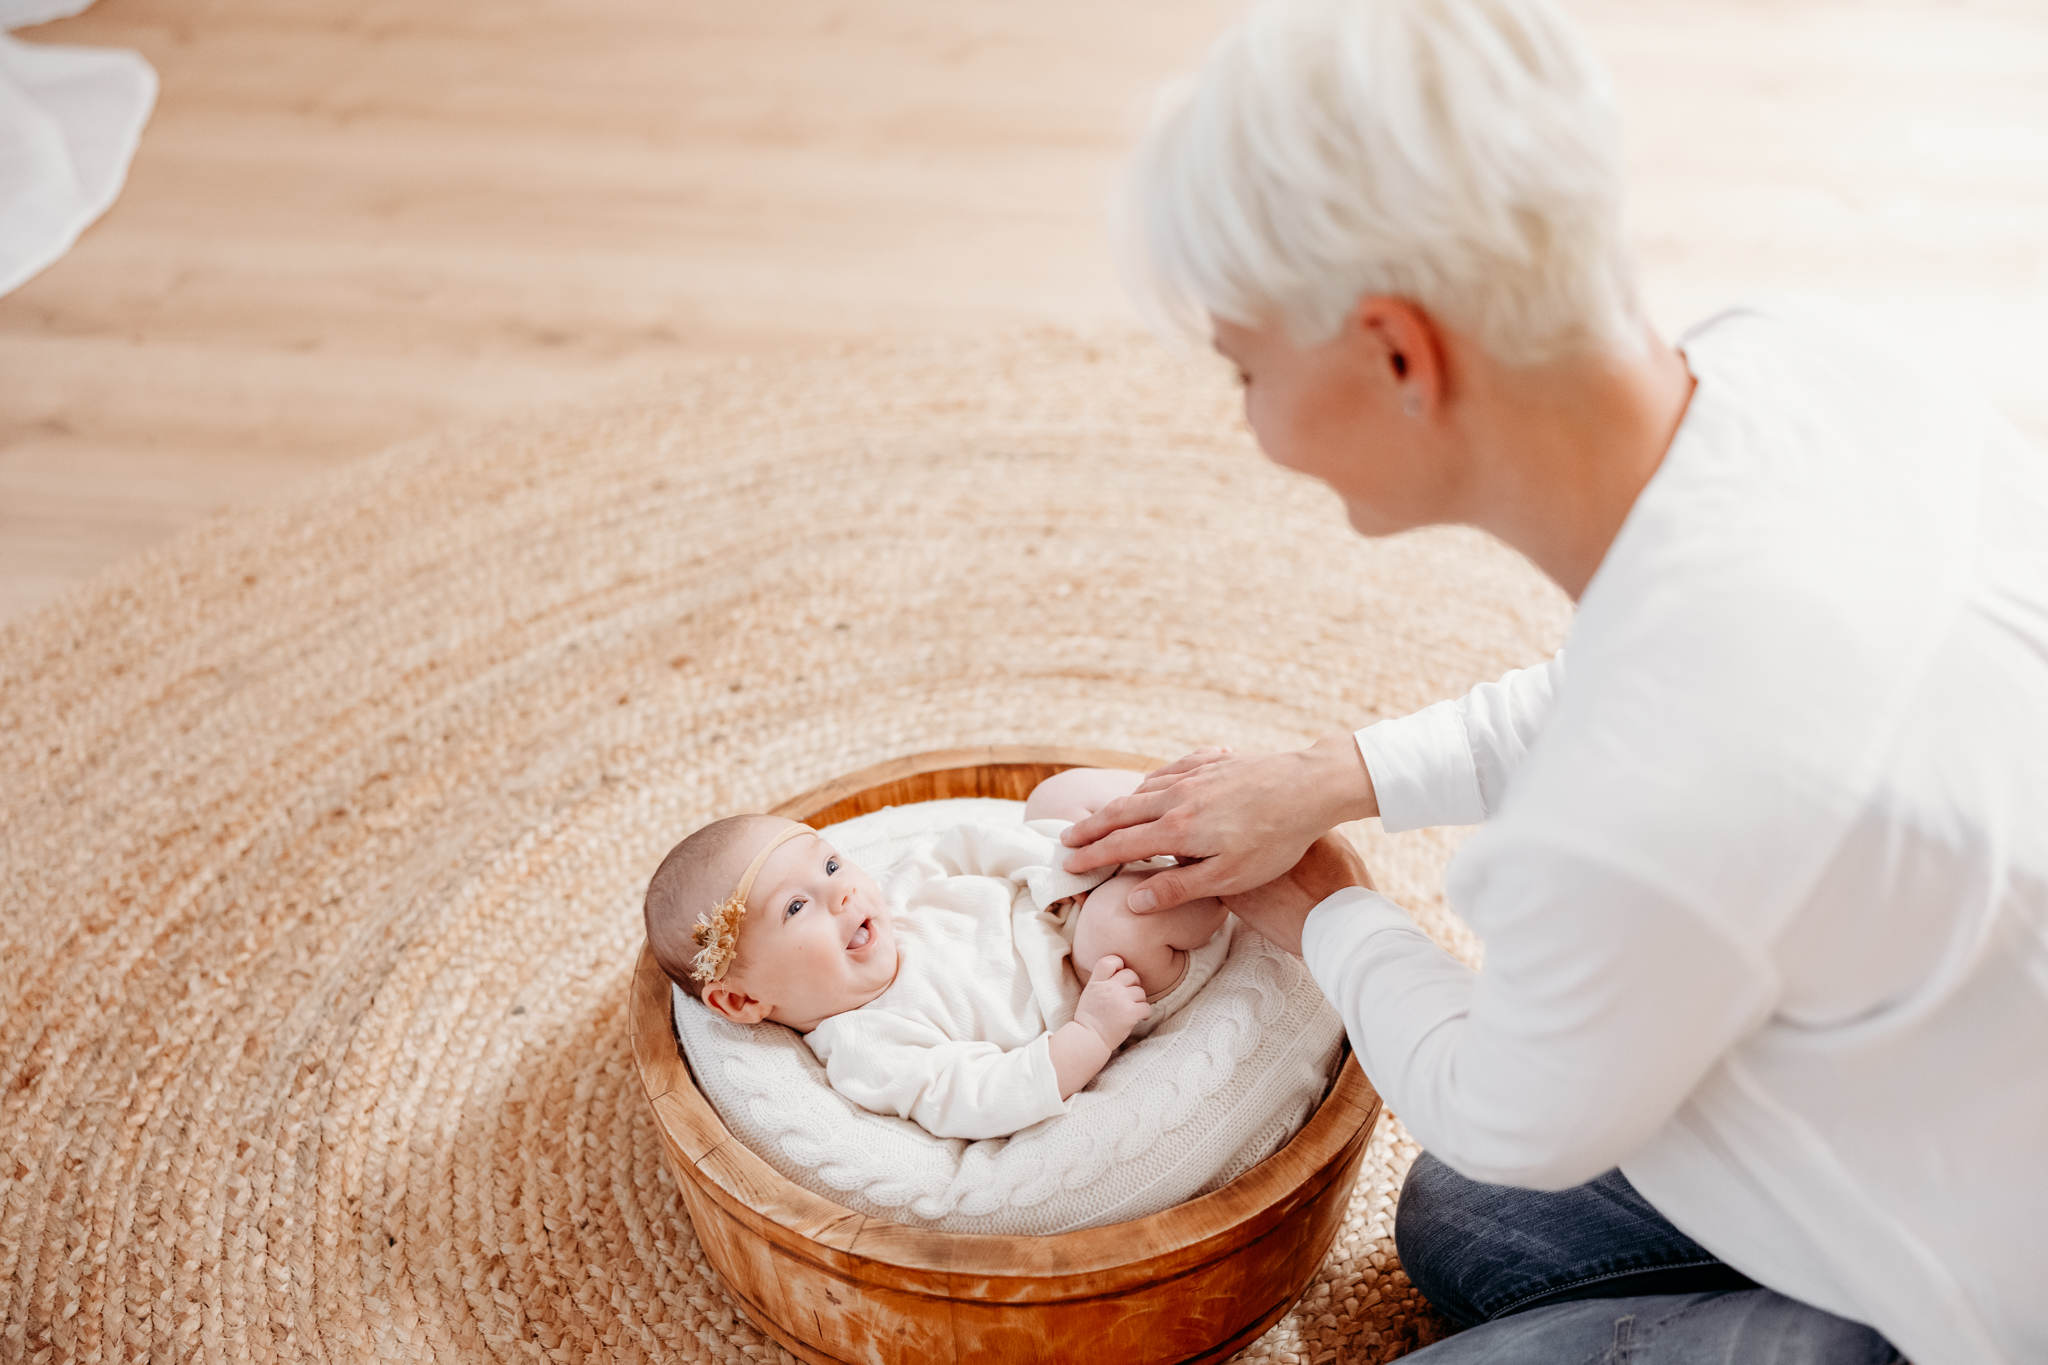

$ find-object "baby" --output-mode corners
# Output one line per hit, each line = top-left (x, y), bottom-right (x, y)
(644, 767), (1231, 1140)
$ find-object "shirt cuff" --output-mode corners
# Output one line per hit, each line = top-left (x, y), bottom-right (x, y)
(1301, 885), (1422, 980)
(1355, 699), (1486, 833)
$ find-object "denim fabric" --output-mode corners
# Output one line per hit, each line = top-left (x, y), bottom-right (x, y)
(1396, 1154), (1759, 1326)
(1395, 1154), (1901, 1364)
(1399, 1291), (1904, 1364)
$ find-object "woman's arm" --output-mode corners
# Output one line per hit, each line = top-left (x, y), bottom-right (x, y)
(1058, 736), (1378, 913)
(1215, 831), (1375, 954)
(1302, 845), (1771, 1189)
(1062, 655), (1563, 913)
(1217, 830), (1766, 1187)
(1364, 655), (1563, 832)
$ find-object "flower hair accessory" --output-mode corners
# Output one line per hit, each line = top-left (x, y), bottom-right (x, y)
(689, 822), (810, 984)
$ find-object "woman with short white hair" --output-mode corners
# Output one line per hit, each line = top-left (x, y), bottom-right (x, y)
(1063, 1), (2048, 1361)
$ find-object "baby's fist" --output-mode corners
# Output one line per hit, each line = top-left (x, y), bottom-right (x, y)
(1075, 954), (1151, 1050)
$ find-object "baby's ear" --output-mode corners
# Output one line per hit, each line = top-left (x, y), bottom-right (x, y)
(702, 982), (770, 1025)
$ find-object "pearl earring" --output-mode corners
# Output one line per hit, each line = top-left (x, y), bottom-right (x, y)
(1403, 391), (1421, 418)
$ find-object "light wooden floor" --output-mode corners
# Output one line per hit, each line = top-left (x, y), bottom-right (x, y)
(4, 0), (2044, 623)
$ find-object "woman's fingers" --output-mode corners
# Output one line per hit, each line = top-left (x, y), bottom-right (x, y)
(1133, 824), (1348, 914)
(1134, 746), (1238, 794)
(1067, 743), (1344, 894)
(1122, 865), (1207, 914)
(1123, 855), (1272, 913)
(1059, 789), (1177, 866)
(1061, 820), (1193, 876)
(1140, 746), (1232, 782)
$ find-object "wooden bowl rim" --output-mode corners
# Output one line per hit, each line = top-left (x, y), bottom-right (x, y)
(632, 745), (1380, 1276)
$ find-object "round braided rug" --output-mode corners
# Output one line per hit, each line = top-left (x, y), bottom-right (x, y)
(1, 332), (1570, 1365)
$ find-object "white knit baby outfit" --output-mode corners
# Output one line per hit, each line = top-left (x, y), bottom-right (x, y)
(803, 818), (1228, 1140)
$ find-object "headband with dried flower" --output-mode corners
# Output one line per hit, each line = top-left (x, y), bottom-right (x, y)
(689, 822), (810, 984)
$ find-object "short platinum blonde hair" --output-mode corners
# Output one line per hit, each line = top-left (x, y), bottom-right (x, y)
(1122, 0), (1640, 364)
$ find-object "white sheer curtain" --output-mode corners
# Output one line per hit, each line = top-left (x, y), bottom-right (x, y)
(1, 0), (154, 296)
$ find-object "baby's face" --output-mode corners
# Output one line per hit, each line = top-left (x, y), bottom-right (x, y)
(712, 821), (896, 1032)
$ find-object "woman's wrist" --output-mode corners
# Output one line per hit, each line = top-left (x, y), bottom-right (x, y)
(1305, 733), (1379, 826)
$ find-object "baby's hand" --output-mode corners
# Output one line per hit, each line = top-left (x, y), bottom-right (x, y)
(1074, 954), (1150, 1049)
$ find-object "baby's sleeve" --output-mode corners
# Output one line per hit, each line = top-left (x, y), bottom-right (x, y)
(810, 1010), (1068, 1141)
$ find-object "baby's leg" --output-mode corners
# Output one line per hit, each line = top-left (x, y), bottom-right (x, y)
(1070, 871), (1229, 999)
(1024, 766), (1143, 824)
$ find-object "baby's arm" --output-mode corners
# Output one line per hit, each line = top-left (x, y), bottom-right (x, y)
(818, 1015), (1077, 1140)
(1024, 767), (1144, 824)
(814, 979), (1153, 1136)
(1048, 956), (1150, 1097)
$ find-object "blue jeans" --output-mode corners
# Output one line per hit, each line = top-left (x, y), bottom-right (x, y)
(1393, 1153), (1902, 1363)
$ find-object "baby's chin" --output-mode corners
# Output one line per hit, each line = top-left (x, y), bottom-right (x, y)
(849, 942), (901, 1010)
(770, 960), (899, 1035)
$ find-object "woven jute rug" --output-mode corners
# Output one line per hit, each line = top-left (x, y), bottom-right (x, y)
(0, 332), (1570, 1364)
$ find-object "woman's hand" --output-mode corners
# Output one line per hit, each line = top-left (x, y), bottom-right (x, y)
(1221, 833), (1376, 956)
(1059, 735), (1380, 913)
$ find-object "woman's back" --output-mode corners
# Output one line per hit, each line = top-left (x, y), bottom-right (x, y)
(1510, 297), (2048, 1363)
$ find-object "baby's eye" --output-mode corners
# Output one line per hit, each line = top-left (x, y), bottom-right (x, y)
(825, 857), (839, 875)
(784, 897), (806, 920)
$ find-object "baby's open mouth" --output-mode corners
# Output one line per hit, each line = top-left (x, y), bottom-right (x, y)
(847, 918), (872, 951)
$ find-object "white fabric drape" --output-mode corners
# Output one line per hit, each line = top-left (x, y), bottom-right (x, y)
(1, 0), (154, 297)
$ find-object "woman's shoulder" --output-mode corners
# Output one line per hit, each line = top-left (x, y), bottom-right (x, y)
(1668, 295), (1999, 517)
(1503, 298), (2009, 903)
(1574, 295), (1993, 711)
(1483, 300), (2046, 919)
(1679, 294), (1958, 385)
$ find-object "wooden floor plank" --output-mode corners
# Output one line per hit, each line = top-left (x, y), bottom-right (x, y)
(3, 0), (2044, 621)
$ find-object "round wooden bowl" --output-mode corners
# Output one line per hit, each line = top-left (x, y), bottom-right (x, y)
(631, 746), (1383, 1365)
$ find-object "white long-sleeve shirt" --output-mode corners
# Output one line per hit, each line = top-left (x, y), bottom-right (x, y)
(1302, 298), (2047, 1365)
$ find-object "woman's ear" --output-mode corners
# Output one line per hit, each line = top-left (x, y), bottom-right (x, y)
(1348, 295), (1446, 413)
(702, 981), (769, 1024)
